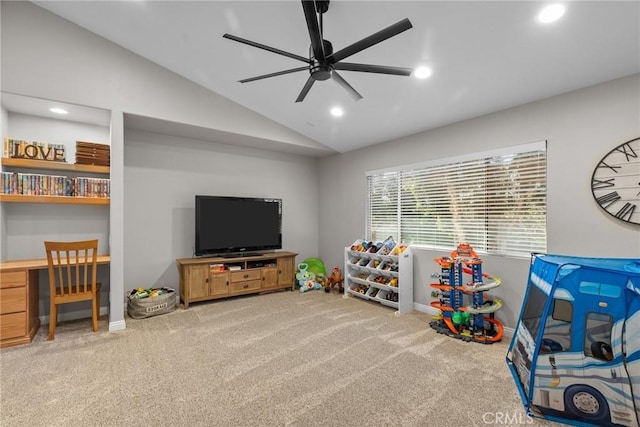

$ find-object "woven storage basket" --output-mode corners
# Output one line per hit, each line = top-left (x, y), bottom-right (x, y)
(127, 288), (176, 319)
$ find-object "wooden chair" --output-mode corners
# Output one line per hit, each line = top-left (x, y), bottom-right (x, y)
(44, 239), (101, 340)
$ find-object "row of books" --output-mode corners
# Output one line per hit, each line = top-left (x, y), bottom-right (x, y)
(3, 138), (67, 162)
(0, 172), (110, 198)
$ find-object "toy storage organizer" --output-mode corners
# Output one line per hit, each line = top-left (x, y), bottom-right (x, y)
(344, 240), (413, 313)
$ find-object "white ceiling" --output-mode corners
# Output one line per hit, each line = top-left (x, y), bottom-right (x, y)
(32, 1), (640, 154)
(2, 92), (111, 127)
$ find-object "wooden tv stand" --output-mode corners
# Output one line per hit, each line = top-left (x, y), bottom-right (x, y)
(176, 251), (297, 308)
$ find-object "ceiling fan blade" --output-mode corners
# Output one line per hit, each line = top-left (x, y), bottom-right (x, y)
(239, 67), (309, 83)
(328, 18), (413, 63)
(301, 0), (325, 61)
(331, 70), (363, 101)
(223, 33), (310, 64)
(334, 62), (413, 76)
(295, 76), (316, 103)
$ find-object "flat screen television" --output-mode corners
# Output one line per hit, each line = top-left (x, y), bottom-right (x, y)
(195, 195), (282, 257)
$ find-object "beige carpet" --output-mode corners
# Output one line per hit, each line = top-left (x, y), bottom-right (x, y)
(0, 290), (562, 427)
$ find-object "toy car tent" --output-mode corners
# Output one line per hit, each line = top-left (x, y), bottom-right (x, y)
(507, 253), (640, 427)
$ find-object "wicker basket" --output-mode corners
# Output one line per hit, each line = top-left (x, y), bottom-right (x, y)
(127, 288), (177, 319)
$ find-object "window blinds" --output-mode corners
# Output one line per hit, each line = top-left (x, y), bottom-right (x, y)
(366, 144), (547, 257)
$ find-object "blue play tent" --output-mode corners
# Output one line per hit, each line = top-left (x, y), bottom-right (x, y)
(507, 253), (640, 426)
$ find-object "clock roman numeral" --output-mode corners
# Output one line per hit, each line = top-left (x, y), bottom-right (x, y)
(615, 203), (636, 222)
(597, 161), (621, 173)
(596, 191), (620, 208)
(592, 177), (615, 189)
(615, 142), (638, 162)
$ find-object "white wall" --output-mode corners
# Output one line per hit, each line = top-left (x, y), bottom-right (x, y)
(123, 128), (319, 291)
(318, 73), (640, 329)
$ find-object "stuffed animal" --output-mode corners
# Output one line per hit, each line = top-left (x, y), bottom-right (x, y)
(316, 273), (327, 288)
(325, 266), (344, 293)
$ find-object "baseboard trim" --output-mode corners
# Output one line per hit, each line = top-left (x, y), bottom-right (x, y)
(40, 306), (128, 333)
(39, 306), (109, 325)
(413, 302), (440, 315)
(109, 319), (127, 331)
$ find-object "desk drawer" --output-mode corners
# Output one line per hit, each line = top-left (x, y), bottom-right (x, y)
(0, 312), (27, 339)
(0, 287), (27, 314)
(230, 270), (261, 283)
(0, 271), (27, 289)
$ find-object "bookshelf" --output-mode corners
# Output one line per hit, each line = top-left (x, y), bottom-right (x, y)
(344, 240), (413, 313)
(2, 158), (109, 174)
(0, 194), (109, 205)
(1, 158), (110, 205)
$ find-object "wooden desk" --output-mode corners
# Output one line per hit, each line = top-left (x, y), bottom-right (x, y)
(0, 255), (110, 348)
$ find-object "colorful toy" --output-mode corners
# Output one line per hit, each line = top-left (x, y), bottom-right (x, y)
(350, 241), (369, 252)
(325, 266), (344, 293)
(393, 244), (408, 255)
(349, 284), (368, 294)
(129, 287), (175, 300)
(302, 257), (326, 277)
(507, 253), (640, 427)
(429, 243), (504, 344)
(295, 263), (316, 288)
(295, 258), (330, 291)
(377, 236), (396, 256)
(299, 279), (321, 293)
(315, 273), (327, 288)
(296, 262), (324, 293)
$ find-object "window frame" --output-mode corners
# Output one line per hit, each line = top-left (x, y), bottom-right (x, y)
(366, 141), (547, 258)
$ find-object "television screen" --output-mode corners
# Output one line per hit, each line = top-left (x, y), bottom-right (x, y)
(195, 195), (282, 256)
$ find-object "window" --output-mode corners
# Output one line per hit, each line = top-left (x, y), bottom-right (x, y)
(579, 281), (622, 298)
(522, 283), (548, 342)
(584, 312), (613, 361)
(541, 298), (573, 353)
(366, 142), (546, 257)
(521, 286), (573, 353)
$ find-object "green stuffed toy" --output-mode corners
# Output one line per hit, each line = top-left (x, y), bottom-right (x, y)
(302, 258), (326, 277)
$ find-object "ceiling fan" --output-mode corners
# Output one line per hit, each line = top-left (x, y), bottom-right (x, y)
(223, 0), (414, 103)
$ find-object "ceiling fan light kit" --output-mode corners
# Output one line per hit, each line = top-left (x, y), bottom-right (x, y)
(223, 0), (414, 103)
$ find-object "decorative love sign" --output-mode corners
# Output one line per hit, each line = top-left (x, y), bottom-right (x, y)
(3, 138), (66, 162)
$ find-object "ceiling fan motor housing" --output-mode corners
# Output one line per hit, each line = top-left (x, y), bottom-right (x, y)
(315, 1), (330, 14)
(309, 39), (333, 81)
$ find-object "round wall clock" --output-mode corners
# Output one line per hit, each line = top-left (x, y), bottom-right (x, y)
(590, 137), (640, 225)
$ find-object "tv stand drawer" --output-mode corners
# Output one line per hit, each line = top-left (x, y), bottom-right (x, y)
(229, 279), (261, 293)
(230, 270), (261, 282)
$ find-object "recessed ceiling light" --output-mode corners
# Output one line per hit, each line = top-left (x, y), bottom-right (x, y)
(538, 4), (565, 23)
(49, 107), (69, 115)
(330, 107), (344, 117)
(414, 66), (433, 79)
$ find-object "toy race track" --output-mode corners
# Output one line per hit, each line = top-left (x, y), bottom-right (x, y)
(429, 243), (504, 344)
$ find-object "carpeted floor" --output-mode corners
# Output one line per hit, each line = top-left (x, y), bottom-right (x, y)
(0, 290), (563, 426)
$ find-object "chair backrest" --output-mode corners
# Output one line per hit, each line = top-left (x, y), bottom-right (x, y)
(45, 239), (99, 298)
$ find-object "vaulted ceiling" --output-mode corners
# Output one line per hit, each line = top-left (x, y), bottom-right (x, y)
(32, 1), (640, 153)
